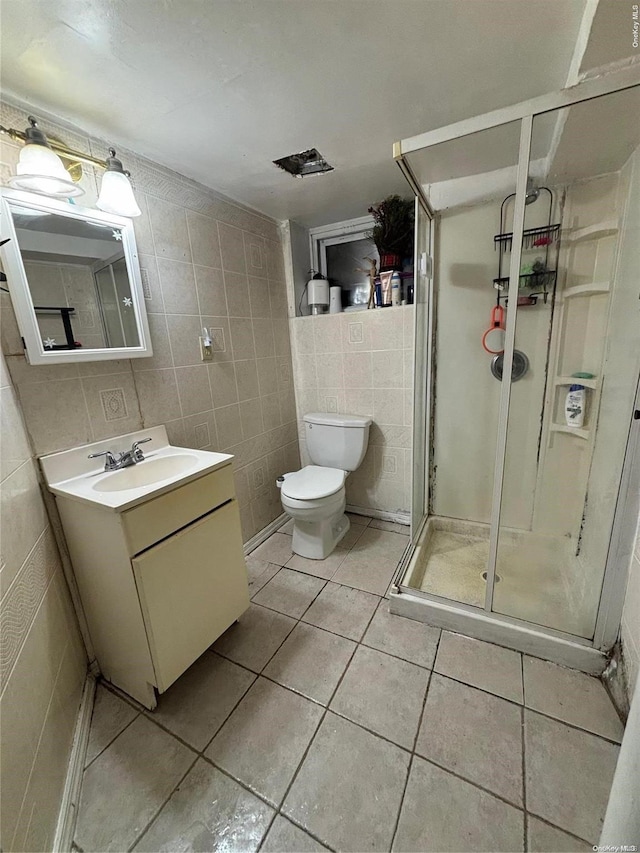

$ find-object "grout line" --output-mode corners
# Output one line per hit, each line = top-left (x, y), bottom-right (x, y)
(126, 755), (199, 852)
(523, 812), (594, 848)
(265, 590), (383, 850)
(82, 708), (141, 772)
(389, 630), (442, 851)
(521, 654), (528, 852)
(412, 753), (527, 813)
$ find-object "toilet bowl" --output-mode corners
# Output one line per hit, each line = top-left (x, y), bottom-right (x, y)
(280, 466), (349, 559)
(279, 413), (371, 560)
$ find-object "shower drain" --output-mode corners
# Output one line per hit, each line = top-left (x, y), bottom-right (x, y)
(481, 571), (502, 583)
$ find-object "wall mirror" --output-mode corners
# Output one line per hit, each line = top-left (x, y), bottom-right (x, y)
(0, 189), (152, 364)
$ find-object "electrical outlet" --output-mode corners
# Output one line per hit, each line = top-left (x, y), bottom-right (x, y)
(199, 336), (213, 362)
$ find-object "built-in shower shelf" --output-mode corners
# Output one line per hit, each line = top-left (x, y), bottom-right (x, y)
(554, 376), (598, 390)
(550, 423), (590, 440)
(563, 281), (610, 299)
(567, 220), (618, 243)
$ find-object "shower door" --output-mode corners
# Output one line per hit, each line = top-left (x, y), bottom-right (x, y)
(410, 196), (432, 540)
(492, 87), (640, 639)
(394, 67), (640, 660)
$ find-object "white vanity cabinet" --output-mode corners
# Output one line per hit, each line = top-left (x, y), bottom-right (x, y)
(47, 441), (250, 709)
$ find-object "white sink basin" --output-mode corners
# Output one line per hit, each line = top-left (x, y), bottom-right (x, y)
(40, 426), (234, 512)
(92, 454), (200, 493)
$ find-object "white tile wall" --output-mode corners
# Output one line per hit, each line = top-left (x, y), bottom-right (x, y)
(0, 351), (87, 852)
(289, 307), (414, 515)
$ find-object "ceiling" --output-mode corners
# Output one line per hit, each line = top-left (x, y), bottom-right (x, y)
(1, 0), (589, 227)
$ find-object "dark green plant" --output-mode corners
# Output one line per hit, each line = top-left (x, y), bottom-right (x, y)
(367, 195), (414, 258)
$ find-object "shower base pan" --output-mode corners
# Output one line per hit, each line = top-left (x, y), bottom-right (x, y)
(391, 516), (606, 675)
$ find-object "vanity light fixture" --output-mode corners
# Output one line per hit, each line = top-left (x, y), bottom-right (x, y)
(96, 149), (141, 217)
(0, 115), (141, 217)
(5, 116), (84, 198)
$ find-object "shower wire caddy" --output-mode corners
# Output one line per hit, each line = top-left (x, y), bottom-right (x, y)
(494, 187), (560, 306)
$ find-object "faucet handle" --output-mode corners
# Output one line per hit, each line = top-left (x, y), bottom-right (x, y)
(88, 450), (119, 471)
(131, 437), (152, 460)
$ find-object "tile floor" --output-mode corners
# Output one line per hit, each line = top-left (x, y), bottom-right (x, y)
(74, 515), (624, 852)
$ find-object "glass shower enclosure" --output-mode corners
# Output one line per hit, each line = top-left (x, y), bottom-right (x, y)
(391, 68), (640, 672)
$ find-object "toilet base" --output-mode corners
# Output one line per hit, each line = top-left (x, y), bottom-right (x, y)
(291, 513), (350, 560)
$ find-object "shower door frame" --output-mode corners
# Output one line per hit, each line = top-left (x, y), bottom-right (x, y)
(391, 64), (640, 672)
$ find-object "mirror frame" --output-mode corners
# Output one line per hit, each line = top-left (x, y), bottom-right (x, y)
(0, 188), (153, 364)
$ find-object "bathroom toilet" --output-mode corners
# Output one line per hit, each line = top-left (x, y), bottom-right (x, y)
(279, 412), (371, 560)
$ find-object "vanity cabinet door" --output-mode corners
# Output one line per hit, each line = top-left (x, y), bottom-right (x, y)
(132, 500), (249, 692)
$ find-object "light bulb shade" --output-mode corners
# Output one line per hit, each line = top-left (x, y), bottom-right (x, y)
(97, 170), (141, 217)
(8, 142), (85, 198)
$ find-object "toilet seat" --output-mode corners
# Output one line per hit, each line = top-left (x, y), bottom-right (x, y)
(281, 466), (345, 501)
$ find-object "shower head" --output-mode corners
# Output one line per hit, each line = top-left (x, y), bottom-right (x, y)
(525, 185), (540, 205)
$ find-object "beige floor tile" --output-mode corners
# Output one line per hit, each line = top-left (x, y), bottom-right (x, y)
(250, 532), (293, 566)
(252, 568), (326, 619)
(85, 685), (138, 766)
(416, 674), (523, 805)
(212, 603), (296, 672)
(261, 816), (328, 852)
(523, 656), (624, 742)
(368, 518), (410, 535)
(302, 582), (380, 641)
(149, 652), (255, 750)
(263, 623), (356, 705)
(75, 715), (194, 852)
(393, 757), (524, 852)
(339, 521), (367, 549)
(205, 678), (323, 806)
(525, 710), (619, 843)
(332, 528), (408, 595)
(363, 600), (441, 669)
(527, 817), (592, 851)
(134, 758), (273, 852)
(434, 631), (523, 702)
(279, 517), (295, 534)
(246, 556), (280, 596)
(331, 646), (429, 749)
(285, 548), (347, 581)
(283, 712), (410, 852)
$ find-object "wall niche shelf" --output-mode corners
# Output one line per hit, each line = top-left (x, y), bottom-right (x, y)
(567, 220), (618, 244)
(563, 281), (610, 299)
(554, 375), (598, 390)
(550, 422), (590, 440)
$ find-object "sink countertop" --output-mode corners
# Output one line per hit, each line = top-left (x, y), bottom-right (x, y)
(39, 425), (234, 512)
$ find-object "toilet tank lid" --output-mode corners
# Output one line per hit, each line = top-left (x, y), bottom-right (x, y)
(303, 412), (372, 428)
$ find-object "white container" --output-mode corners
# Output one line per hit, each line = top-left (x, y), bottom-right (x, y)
(308, 276), (329, 314)
(329, 286), (342, 313)
(565, 384), (586, 428)
(391, 271), (402, 306)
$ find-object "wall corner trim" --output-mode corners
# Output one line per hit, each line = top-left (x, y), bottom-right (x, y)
(53, 674), (96, 853)
(243, 513), (289, 556)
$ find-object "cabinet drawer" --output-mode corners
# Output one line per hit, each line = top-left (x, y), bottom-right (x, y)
(132, 500), (249, 692)
(122, 464), (234, 555)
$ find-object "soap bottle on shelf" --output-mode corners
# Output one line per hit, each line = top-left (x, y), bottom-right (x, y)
(564, 372), (594, 429)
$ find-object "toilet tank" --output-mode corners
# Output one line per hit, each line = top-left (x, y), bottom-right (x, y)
(303, 413), (372, 471)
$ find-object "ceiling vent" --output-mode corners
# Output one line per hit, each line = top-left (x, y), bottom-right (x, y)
(273, 148), (333, 177)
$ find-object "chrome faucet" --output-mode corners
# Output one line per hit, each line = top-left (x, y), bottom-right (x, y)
(88, 437), (152, 471)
